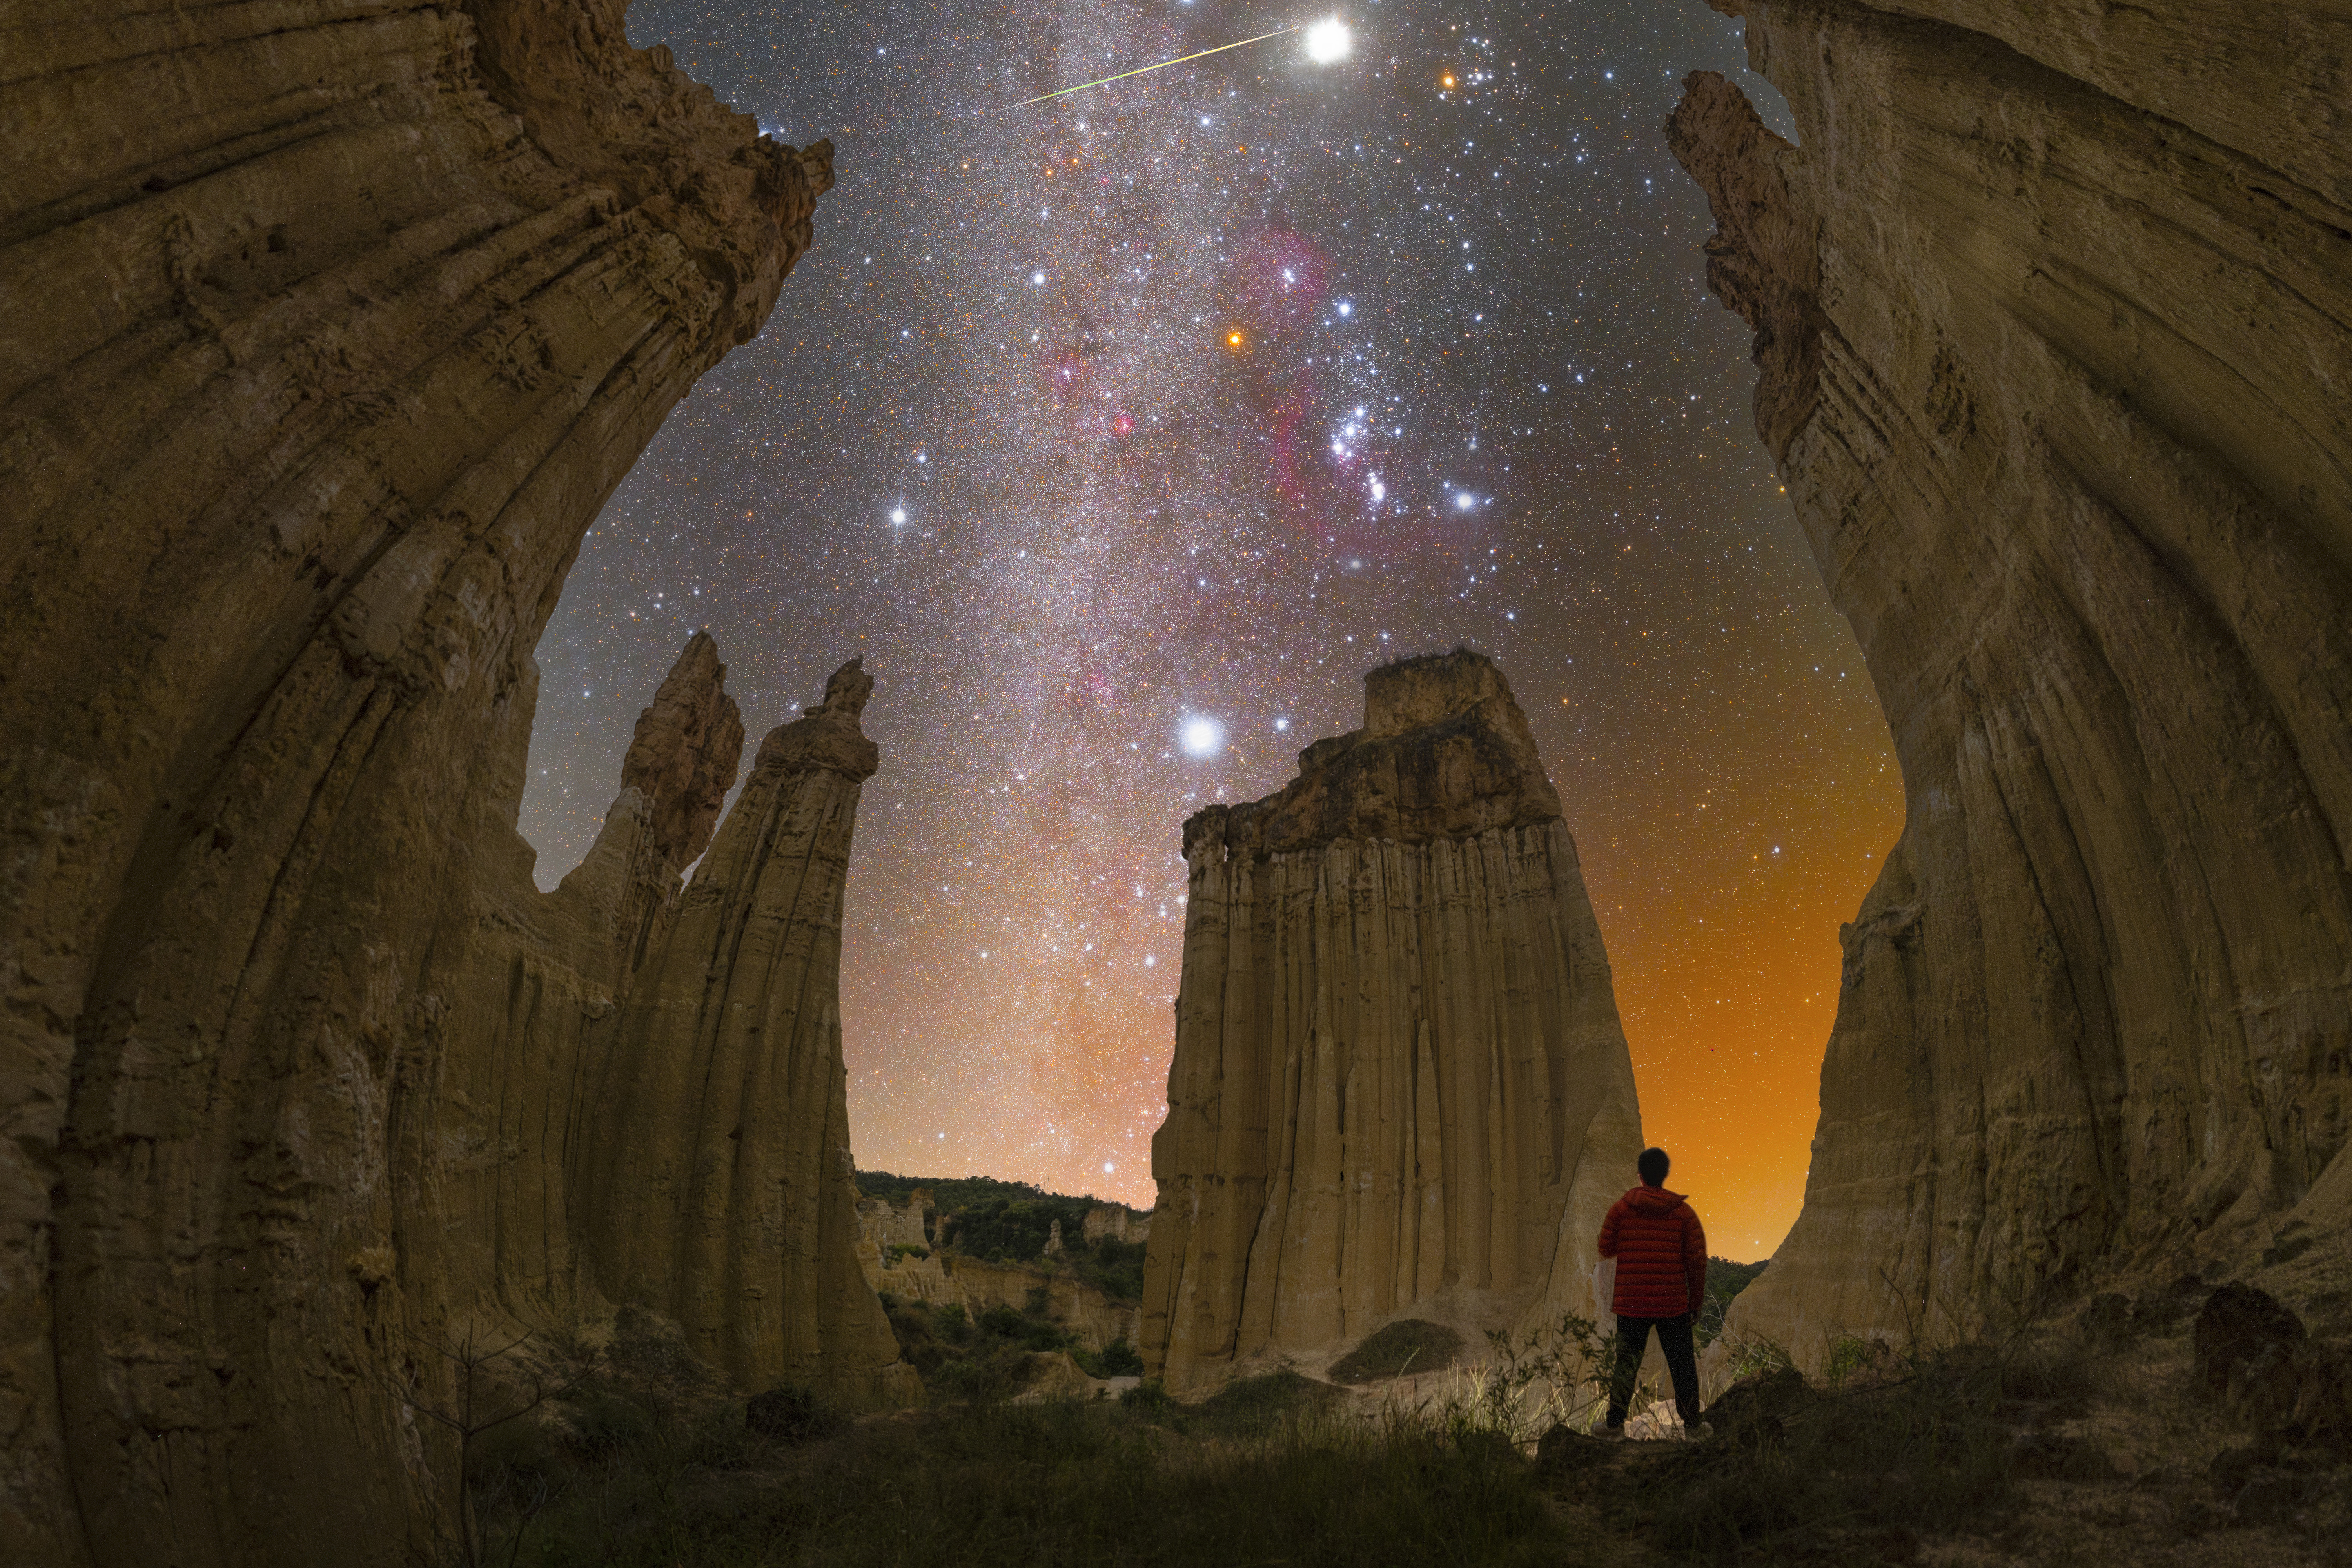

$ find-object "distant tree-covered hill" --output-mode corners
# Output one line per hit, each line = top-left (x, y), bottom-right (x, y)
(856, 1169), (1145, 1302)
(1697, 1257), (1768, 1346)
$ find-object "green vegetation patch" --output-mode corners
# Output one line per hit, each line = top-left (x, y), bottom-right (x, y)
(855, 1168), (1148, 1303)
(1695, 1257), (1766, 1348)
(882, 1294), (1076, 1401)
(1329, 1319), (1467, 1384)
(938, 1193), (1093, 1261)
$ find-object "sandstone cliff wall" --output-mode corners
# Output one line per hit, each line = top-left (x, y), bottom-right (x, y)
(1142, 653), (1645, 1387)
(0, 3), (844, 1561)
(1669, 1), (2352, 1361)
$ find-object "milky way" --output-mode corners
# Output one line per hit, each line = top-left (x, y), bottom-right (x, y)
(518, 0), (1905, 1256)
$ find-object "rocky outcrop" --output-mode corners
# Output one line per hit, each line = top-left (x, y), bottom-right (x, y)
(584, 662), (916, 1406)
(0, 3), (838, 1561)
(1670, 2), (2352, 1362)
(1141, 652), (1646, 1386)
(1083, 1201), (1152, 1247)
(858, 1189), (935, 1253)
(876, 1251), (1143, 1353)
(853, 1191), (1146, 1351)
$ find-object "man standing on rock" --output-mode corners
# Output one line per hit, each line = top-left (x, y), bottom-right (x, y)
(1597, 1146), (1708, 1437)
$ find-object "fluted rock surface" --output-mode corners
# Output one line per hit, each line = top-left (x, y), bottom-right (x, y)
(1669, 2), (2352, 1362)
(1142, 652), (1644, 1386)
(585, 661), (918, 1406)
(428, 632), (741, 1328)
(0, 3), (835, 1561)
(621, 632), (750, 874)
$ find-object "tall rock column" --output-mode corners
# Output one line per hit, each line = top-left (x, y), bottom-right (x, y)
(1141, 652), (1644, 1387)
(1668, 1), (2352, 1360)
(0, 2), (830, 1561)
(423, 631), (743, 1323)
(583, 661), (919, 1406)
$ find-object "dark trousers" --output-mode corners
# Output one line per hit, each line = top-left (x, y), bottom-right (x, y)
(1607, 1314), (1701, 1428)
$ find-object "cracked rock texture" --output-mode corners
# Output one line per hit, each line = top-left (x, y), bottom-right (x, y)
(0, 2), (852, 1561)
(1669, 2), (2351, 1362)
(1141, 652), (1644, 1387)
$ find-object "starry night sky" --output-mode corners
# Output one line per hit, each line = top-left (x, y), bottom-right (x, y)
(517, 0), (1905, 1258)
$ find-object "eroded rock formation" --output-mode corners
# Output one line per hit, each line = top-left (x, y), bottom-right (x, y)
(430, 630), (746, 1329)
(586, 661), (916, 1406)
(0, 2), (849, 1560)
(1669, 2), (2352, 1361)
(853, 1192), (1151, 1352)
(1141, 652), (1645, 1386)
(867, 1247), (1144, 1354)
(1083, 1201), (1152, 1247)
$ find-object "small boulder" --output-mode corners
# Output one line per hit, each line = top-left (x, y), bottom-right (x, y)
(2194, 1284), (2305, 1403)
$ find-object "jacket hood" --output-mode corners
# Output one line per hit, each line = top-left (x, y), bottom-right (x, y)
(1622, 1185), (1688, 1212)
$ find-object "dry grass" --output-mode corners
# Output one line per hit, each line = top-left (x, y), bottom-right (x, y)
(463, 1307), (2351, 1568)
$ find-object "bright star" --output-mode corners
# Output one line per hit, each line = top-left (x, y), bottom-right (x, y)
(1179, 715), (1225, 757)
(1304, 17), (1351, 63)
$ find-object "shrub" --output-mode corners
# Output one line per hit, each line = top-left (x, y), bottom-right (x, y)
(744, 1386), (845, 1446)
(1119, 1379), (1172, 1410)
(562, 1389), (654, 1455)
(1078, 1337), (1145, 1378)
(1695, 1257), (1768, 1347)
(1072, 1235), (1148, 1302)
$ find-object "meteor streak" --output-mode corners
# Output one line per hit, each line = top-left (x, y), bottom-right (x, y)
(1017, 25), (1299, 107)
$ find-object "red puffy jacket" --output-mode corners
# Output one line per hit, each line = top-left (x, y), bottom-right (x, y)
(1598, 1185), (1708, 1319)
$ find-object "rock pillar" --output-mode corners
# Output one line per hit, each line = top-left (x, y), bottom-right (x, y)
(584, 661), (918, 1406)
(1141, 652), (1644, 1386)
